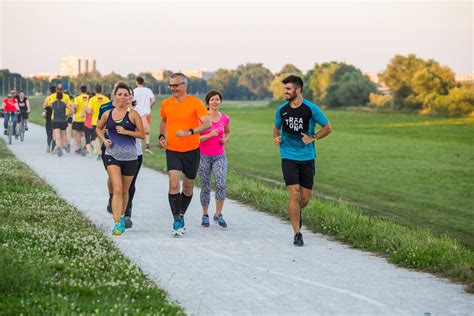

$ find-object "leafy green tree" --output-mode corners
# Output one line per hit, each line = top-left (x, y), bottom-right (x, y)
(276, 64), (302, 76)
(432, 85), (474, 116)
(208, 69), (241, 99)
(236, 63), (274, 99)
(380, 54), (456, 110)
(310, 62), (375, 107)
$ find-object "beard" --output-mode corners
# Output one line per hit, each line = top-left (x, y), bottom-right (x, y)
(285, 92), (297, 101)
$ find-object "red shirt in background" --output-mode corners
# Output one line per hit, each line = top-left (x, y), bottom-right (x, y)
(2, 98), (18, 112)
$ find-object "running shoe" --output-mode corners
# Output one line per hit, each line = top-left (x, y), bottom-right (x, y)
(3, 130), (7, 135)
(120, 216), (126, 231)
(25, 125), (28, 131)
(81, 146), (86, 157)
(293, 233), (304, 247)
(75, 149), (81, 155)
(46, 146), (51, 153)
(213, 214), (227, 228)
(172, 219), (183, 237)
(112, 223), (122, 236)
(57, 147), (63, 157)
(124, 216), (133, 229)
(179, 216), (186, 234)
(66, 143), (71, 153)
(201, 215), (210, 227)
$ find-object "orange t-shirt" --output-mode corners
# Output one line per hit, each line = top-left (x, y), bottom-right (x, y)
(160, 95), (208, 152)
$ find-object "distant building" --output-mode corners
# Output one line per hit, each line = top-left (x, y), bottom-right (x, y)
(182, 69), (215, 80)
(455, 73), (474, 85)
(60, 56), (96, 77)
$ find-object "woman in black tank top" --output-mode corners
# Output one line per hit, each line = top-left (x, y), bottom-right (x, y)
(96, 82), (145, 236)
(18, 90), (30, 129)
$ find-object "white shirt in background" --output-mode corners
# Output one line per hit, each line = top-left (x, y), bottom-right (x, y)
(133, 86), (155, 116)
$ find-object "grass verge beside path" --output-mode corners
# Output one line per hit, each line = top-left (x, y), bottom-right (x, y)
(0, 141), (183, 314)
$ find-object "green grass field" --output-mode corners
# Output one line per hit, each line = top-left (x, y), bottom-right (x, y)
(27, 97), (474, 248)
(0, 139), (183, 314)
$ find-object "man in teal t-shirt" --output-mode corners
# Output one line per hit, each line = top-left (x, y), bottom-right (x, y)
(273, 75), (332, 247)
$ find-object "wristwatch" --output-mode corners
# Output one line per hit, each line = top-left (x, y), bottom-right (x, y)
(189, 128), (194, 135)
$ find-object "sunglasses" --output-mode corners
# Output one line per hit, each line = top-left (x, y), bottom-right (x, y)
(168, 82), (185, 89)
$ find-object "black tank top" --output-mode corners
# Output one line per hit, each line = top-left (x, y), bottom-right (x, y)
(18, 97), (28, 111)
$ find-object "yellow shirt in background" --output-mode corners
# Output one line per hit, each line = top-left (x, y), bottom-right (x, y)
(74, 93), (89, 123)
(88, 94), (110, 126)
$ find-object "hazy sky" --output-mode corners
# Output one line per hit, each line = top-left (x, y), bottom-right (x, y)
(0, 0), (472, 76)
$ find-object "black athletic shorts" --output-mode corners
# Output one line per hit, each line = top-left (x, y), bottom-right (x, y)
(67, 117), (73, 124)
(72, 122), (84, 132)
(84, 127), (96, 144)
(281, 158), (315, 189)
(104, 155), (138, 176)
(52, 122), (68, 130)
(19, 111), (29, 120)
(166, 148), (200, 180)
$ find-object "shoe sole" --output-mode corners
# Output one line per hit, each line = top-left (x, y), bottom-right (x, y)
(172, 230), (183, 237)
(112, 230), (122, 236)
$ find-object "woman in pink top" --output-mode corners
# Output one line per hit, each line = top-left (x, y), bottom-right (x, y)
(198, 90), (231, 228)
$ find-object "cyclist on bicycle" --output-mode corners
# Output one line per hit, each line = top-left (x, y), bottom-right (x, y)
(17, 90), (31, 131)
(2, 92), (19, 137)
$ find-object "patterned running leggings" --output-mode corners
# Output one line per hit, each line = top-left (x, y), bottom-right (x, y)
(198, 154), (227, 206)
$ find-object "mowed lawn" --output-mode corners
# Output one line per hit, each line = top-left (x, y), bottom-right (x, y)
(27, 97), (474, 248)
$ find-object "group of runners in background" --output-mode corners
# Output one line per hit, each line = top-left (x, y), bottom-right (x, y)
(2, 73), (331, 246)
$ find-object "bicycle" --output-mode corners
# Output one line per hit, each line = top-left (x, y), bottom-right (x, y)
(18, 114), (26, 142)
(4, 111), (18, 145)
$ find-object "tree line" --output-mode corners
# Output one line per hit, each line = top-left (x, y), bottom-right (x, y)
(1, 53), (472, 116)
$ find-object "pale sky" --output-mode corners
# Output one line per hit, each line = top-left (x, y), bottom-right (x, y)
(0, 0), (472, 76)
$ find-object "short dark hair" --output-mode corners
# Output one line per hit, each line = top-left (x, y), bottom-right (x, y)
(205, 90), (223, 105)
(282, 75), (304, 91)
(80, 85), (87, 93)
(136, 76), (144, 85)
(19, 90), (25, 94)
(57, 92), (63, 100)
(95, 84), (102, 93)
(114, 82), (131, 95)
(50, 86), (56, 94)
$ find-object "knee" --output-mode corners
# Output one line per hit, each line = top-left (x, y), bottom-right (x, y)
(289, 188), (300, 200)
(169, 180), (180, 192)
(112, 186), (122, 196)
(300, 198), (310, 208)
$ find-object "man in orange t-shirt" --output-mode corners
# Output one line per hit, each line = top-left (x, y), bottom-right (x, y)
(158, 73), (211, 237)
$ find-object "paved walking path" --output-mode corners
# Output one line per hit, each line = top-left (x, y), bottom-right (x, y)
(2, 121), (473, 315)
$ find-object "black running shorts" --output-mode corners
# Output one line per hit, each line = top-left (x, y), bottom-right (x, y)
(104, 155), (138, 176)
(166, 148), (200, 180)
(72, 122), (84, 132)
(67, 117), (73, 124)
(281, 158), (315, 189)
(52, 122), (68, 130)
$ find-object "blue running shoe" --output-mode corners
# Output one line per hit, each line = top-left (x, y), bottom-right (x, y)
(112, 223), (122, 236)
(179, 217), (186, 234)
(201, 215), (210, 227)
(213, 214), (227, 228)
(120, 216), (126, 233)
(172, 219), (183, 237)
